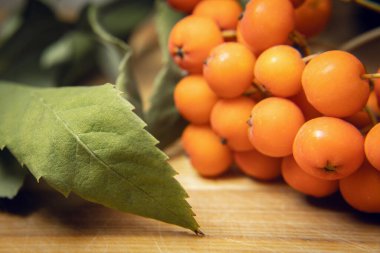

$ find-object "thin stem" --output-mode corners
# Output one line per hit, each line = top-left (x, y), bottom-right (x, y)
(362, 73), (380, 80)
(252, 81), (270, 98)
(341, 0), (380, 12)
(360, 125), (372, 135)
(302, 53), (320, 63)
(289, 30), (311, 56)
(243, 88), (259, 97)
(221, 29), (237, 41)
(364, 105), (378, 127)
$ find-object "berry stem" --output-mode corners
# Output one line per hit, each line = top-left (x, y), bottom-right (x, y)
(364, 105), (378, 127)
(324, 162), (336, 173)
(360, 125), (372, 135)
(252, 81), (270, 98)
(289, 30), (311, 56)
(341, 0), (380, 12)
(221, 29), (237, 41)
(302, 53), (320, 63)
(362, 73), (380, 80)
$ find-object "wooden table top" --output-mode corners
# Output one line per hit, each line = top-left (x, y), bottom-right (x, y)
(1, 151), (380, 253)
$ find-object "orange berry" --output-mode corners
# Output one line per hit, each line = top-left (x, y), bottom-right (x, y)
(344, 91), (379, 129)
(365, 123), (380, 171)
(248, 97), (305, 157)
(344, 111), (369, 129)
(373, 68), (380, 108)
(368, 90), (380, 116)
(168, 15), (223, 74)
(204, 42), (256, 98)
(295, 0), (332, 38)
(254, 45), (305, 97)
(293, 117), (365, 180)
(174, 75), (218, 124)
(167, 0), (202, 13)
(290, 88), (323, 121)
(302, 50), (370, 117)
(236, 21), (260, 56)
(211, 97), (256, 151)
(181, 124), (232, 177)
(240, 0), (295, 53)
(340, 161), (380, 213)
(193, 0), (242, 31)
(281, 155), (338, 198)
(234, 149), (282, 181)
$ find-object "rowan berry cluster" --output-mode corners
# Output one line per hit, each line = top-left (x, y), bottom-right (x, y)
(168, 0), (380, 213)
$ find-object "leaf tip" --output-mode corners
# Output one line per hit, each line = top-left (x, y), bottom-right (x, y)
(194, 229), (205, 237)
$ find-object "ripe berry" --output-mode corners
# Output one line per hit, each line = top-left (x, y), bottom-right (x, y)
(281, 155), (338, 198)
(174, 75), (218, 124)
(295, 0), (332, 38)
(302, 50), (370, 117)
(204, 42), (256, 98)
(240, 0), (295, 54)
(254, 45), (305, 97)
(167, 0), (202, 13)
(248, 97), (305, 157)
(211, 97), (256, 151)
(290, 88), (323, 121)
(293, 117), (365, 180)
(234, 149), (282, 181)
(365, 123), (380, 171)
(169, 15), (223, 74)
(193, 0), (242, 32)
(340, 161), (380, 213)
(181, 125), (232, 177)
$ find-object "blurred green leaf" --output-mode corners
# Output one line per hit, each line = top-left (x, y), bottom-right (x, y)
(41, 31), (98, 86)
(145, 0), (186, 149)
(98, 0), (154, 39)
(88, 5), (143, 118)
(0, 15), (23, 47)
(0, 0), (69, 86)
(0, 149), (27, 199)
(145, 63), (187, 149)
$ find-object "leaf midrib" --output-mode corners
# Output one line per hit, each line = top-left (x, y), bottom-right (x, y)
(28, 88), (187, 223)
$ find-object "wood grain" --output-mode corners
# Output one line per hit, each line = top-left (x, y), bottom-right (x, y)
(1, 153), (380, 253)
(2, 13), (380, 252)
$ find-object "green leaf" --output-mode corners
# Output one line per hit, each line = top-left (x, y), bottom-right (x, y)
(145, 1), (186, 149)
(145, 63), (188, 149)
(0, 149), (27, 199)
(0, 82), (200, 233)
(88, 5), (144, 118)
(0, 0), (69, 86)
(97, 0), (154, 39)
(40, 31), (98, 86)
(0, 15), (23, 47)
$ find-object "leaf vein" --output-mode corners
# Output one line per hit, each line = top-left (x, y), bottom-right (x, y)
(29, 91), (158, 203)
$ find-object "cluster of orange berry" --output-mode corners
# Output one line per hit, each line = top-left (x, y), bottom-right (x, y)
(167, 0), (380, 213)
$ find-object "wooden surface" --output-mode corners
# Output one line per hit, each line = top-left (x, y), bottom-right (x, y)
(1, 152), (380, 253)
(2, 9), (380, 252)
